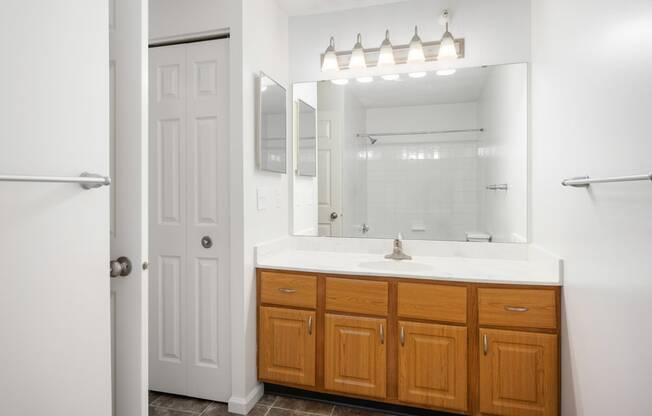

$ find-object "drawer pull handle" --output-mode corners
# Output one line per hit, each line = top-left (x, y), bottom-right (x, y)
(308, 316), (313, 335)
(483, 334), (488, 355)
(400, 326), (405, 346)
(379, 324), (385, 344)
(505, 305), (529, 313)
(278, 288), (297, 294)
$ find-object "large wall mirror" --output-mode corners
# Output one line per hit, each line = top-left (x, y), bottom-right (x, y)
(291, 63), (528, 243)
(257, 72), (287, 173)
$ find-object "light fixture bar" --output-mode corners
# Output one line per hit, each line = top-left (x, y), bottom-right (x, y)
(321, 38), (465, 71)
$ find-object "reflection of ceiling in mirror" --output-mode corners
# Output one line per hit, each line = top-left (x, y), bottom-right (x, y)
(330, 66), (491, 108)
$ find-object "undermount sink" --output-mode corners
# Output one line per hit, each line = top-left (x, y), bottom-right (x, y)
(357, 260), (433, 272)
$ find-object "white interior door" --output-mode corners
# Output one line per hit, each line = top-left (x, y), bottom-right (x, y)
(317, 111), (342, 236)
(0, 1), (112, 414)
(149, 38), (231, 402)
(109, 0), (148, 415)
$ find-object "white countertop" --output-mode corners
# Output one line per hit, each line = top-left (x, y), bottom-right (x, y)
(255, 246), (563, 286)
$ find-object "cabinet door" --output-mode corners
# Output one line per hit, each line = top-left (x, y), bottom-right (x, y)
(325, 314), (387, 398)
(259, 306), (316, 386)
(398, 321), (467, 412)
(480, 329), (558, 416)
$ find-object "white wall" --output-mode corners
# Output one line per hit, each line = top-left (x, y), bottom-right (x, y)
(531, 1), (652, 414)
(149, 0), (233, 41)
(364, 103), (479, 240)
(230, 0), (290, 410)
(289, 0), (531, 82)
(476, 63), (528, 242)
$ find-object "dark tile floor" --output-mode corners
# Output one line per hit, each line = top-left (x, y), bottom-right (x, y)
(149, 391), (395, 416)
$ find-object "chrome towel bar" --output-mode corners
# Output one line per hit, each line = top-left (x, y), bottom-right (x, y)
(0, 172), (111, 190)
(562, 173), (652, 187)
(486, 184), (508, 191)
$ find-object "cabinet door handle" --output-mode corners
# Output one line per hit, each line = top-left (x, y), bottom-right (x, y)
(308, 316), (313, 335)
(483, 334), (488, 355)
(504, 305), (529, 313)
(400, 326), (405, 346)
(278, 288), (296, 294)
(379, 324), (385, 344)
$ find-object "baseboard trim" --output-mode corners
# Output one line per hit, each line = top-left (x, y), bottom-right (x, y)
(228, 383), (264, 415)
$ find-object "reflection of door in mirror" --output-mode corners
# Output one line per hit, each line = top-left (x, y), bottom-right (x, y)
(317, 110), (342, 236)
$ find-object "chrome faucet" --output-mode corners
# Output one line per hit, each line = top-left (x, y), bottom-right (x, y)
(385, 233), (412, 260)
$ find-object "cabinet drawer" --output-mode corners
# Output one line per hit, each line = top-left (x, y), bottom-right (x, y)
(326, 278), (388, 316)
(478, 288), (557, 329)
(260, 271), (317, 309)
(398, 282), (467, 324)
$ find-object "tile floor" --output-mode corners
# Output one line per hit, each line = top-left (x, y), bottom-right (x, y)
(149, 391), (394, 416)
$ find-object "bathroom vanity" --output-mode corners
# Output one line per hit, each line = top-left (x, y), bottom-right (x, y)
(255, 243), (561, 416)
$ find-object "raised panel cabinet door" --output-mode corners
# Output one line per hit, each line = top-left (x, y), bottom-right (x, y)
(398, 321), (467, 412)
(479, 329), (558, 416)
(259, 306), (316, 386)
(324, 314), (387, 398)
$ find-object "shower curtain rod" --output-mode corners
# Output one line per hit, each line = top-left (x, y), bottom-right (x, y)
(356, 128), (484, 139)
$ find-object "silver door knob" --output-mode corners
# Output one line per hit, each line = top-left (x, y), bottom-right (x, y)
(110, 256), (132, 278)
(330, 212), (338, 220)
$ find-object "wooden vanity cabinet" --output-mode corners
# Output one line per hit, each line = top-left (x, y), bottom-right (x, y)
(257, 269), (561, 416)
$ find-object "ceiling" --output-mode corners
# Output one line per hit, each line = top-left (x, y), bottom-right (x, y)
(341, 66), (490, 108)
(277, 0), (409, 16)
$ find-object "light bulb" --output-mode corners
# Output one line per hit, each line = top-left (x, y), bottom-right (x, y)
(436, 68), (456, 76)
(381, 74), (400, 81)
(437, 23), (458, 61)
(321, 37), (339, 72)
(408, 72), (427, 78)
(356, 76), (374, 83)
(377, 30), (395, 67)
(331, 78), (349, 85)
(349, 33), (366, 69)
(407, 26), (425, 64)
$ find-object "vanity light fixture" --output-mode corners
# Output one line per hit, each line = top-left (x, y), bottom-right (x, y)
(321, 36), (339, 72)
(381, 73), (400, 81)
(408, 72), (427, 78)
(331, 78), (349, 85)
(356, 76), (374, 83)
(349, 33), (367, 69)
(407, 26), (426, 63)
(437, 10), (458, 61)
(377, 30), (396, 66)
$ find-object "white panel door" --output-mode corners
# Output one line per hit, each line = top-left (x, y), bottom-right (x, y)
(0, 1), (111, 415)
(149, 43), (188, 395)
(317, 111), (342, 236)
(109, 0), (148, 415)
(149, 39), (231, 402)
(185, 40), (231, 400)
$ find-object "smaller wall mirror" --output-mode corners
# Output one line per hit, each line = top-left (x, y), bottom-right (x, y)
(297, 100), (317, 177)
(257, 72), (287, 173)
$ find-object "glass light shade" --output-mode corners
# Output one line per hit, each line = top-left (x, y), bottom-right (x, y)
(381, 74), (400, 81)
(407, 26), (425, 64)
(436, 68), (456, 76)
(331, 78), (349, 85)
(377, 30), (395, 66)
(437, 25), (458, 61)
(408, 72), (427, 78)
(349, 33), (367, 69)
(321, 37), (339, 72)
(356, 76), (374, 83)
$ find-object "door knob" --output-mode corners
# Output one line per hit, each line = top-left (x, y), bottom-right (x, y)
(110, 256), (132, 278)
(201, 236), (213, 249)
(330, 212), (338, 221)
